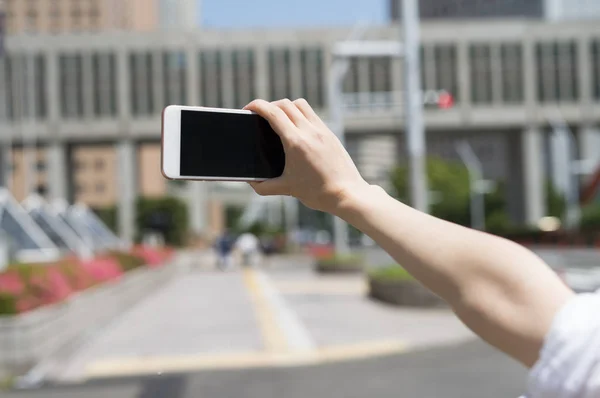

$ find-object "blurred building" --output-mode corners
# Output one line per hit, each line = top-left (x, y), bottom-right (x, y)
(0, 20), (599, 239)
(1, 0), (159, 34)
(389, 0), (600, 21)
(159, 0), (199, 31)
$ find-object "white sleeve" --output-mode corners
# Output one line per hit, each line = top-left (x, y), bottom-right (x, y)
(526, 291), (600, 398)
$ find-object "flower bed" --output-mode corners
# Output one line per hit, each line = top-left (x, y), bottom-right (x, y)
(0, 246), (174, 316)
(368, 266), (446, 308)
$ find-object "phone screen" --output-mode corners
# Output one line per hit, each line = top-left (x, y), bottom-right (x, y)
(179, 110), (285, 179)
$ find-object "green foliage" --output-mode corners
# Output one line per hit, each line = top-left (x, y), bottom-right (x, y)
(369, 265), (414, 282)
(94, 206), (118, 233)
(546, 181), (566, 219)
(136, 197), (189, 246)
(318, 254), (364, 267)
(391, 157), (508, 228)
(0, 294), (17, 315)
(108, 251), (146, 272)
(581, 204), (600, 230)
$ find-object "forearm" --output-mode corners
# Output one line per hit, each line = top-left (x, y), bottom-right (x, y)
(336, 185), (574, 367)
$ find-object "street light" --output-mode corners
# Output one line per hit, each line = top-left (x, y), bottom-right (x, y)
(328, 34), (404, 255)
(456, 141), (495, 231)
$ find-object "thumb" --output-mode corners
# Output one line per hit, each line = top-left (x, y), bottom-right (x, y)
(249, 178), (289, 196)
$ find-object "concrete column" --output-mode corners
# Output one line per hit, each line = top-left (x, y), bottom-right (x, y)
(522, 37), (537, 119)
(579, 127), (600, 177)
(221, 50), (234, 108)
(522, 127), (547, 226)
(254, 46), (269, 100)
(82, 53), (94, 119)
(117, 139), (136, 245)
(578, 38), (593, 120)
(457, 40), (472, 115)
(0, 58), (7, 121)
(357, 58), (370, 93)
(391, 55), (403, 107)
(116, 48), (131, 126)
(0, 144), (11, 188)
(47, 140), (67, 201)
(185, 46), (208, 235)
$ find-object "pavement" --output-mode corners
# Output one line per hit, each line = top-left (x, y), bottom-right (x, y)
(3, 339), (527, 398)
(30, 251), (474, 384)
(8, 247), (595, 397)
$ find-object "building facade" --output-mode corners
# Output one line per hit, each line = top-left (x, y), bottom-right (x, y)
(389, 0), (600, 21)
(0, 21), (599, 241)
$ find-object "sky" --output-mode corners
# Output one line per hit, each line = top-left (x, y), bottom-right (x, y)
(201, 0), (388, 29)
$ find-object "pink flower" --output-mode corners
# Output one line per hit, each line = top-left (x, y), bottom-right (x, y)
(82, 258), (123, 282)
(0, 271), (25, 295)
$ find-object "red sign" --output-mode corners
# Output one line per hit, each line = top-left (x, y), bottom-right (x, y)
(438, 92), (454, 109)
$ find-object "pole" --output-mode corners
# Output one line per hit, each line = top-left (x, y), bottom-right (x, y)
(327, 62), (350, 255)
(456, 141), (485, 230)
(402, 0), (428, 213)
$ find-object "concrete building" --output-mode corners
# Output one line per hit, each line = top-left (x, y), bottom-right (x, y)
(1, 0), (159, 35)
(0, 20), (599, 241)
(159, 0), (199, 31)
(389, 0), (600, 21)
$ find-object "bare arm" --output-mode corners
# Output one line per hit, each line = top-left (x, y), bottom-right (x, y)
(244, 98), (574, 368)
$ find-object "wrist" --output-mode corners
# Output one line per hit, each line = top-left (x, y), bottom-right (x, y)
(332, 183), (389, 220)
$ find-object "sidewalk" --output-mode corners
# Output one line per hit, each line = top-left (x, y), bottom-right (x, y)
(47, 253), (474, 382)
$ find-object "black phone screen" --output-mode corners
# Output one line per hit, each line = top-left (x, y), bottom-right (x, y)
(179, 110), (285, 179)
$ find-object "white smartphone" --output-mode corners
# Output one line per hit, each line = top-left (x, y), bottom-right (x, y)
(161, 105), (285, 181)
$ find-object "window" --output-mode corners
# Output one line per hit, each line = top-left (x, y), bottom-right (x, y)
(593, 40), (600, 101)
(199, 50), (223, 108)
(343, 58), (360, 94)
(268, 48), (292, 100)
(36, 160), (46, 171)
(536, 41), (579, 103)
(434, 45), (460, 102)
(90, 6), (100, 30)
(36, 184), (47, 196)
(129, 52), (154, 116)
(74, 159), (85, 170)
(26, 9), (38, 33)
(95, 183), (105, 193)
(163, 52), (187, 107)
(232, 49), (256, 109)
(500, 43), (524, 103)
(299, 48), (325, 108)
(469, 44), (493, 104)
(95, 158), (104, 170)
(76, 184), (85, 194)
(59, 54), (84, 118)
(369, 57), (392, 93)
(92, 53), (118, 116)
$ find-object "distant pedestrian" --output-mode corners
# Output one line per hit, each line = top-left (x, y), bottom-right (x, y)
(235, 232), (260, 267)
(214, 229), (235, 270)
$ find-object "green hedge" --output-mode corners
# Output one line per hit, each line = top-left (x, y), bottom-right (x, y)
(317, 254), (364, 267)
(108, 251), (146, 272)
(136, 197), (189, 246)
(369, 266), (414, 282)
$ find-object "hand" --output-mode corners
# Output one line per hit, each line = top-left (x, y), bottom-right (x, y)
(244, 98), (369, 214)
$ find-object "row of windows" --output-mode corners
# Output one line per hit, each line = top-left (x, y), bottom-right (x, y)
(1, 39), (600, 121)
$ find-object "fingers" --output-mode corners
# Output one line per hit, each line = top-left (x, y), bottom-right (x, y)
(271, 99), (309, 128)
(249, 179), (289, 197)
(293, 98), (324, 126)
(244, 99), (297, 143)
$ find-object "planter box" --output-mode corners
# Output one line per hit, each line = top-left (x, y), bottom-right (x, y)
(369, 279), (446, 308)
(0, 264), (177, 376)
(315, 261), (364, 274)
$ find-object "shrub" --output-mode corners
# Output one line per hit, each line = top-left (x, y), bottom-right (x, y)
(317, 253), (364, 267)
(369, 266), (414, 282)
(581, 204), (600, 230)
(131, 245), (173, 267)
(107, 251), (146, 272)
(136, 197), (189, 247)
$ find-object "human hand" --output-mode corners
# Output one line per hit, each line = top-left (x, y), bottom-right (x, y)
(244, 98), (369, 215)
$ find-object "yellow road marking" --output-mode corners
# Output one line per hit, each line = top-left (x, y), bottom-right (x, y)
(242, 268), (289, 353)
(85, 340), (408, 379)
(275, 280), (368, 295)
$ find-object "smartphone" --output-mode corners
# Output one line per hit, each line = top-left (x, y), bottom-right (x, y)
(161, 105), (285, 181)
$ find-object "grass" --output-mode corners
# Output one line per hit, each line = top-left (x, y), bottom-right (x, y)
(317, 254), (364, 267)
(369, 265), (414, 282)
